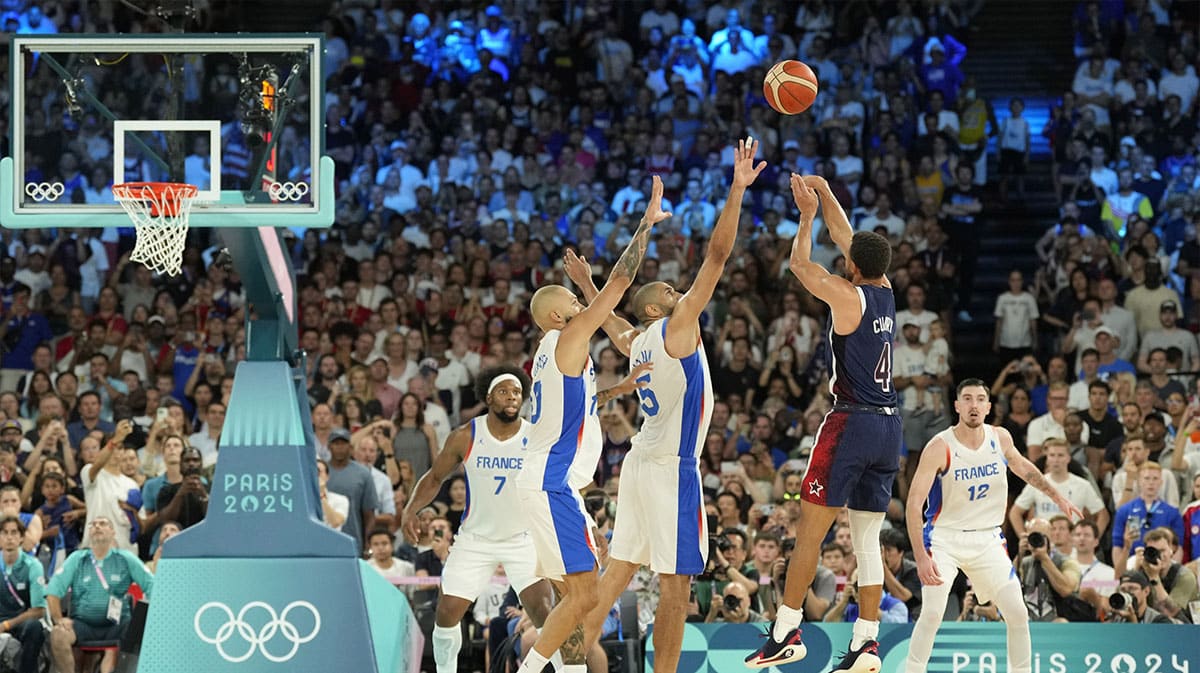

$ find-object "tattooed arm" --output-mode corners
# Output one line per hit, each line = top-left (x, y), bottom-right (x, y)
(557, 176), (672, 375)
(594, 362), (654, 408)
(997, 426), (1083, 522)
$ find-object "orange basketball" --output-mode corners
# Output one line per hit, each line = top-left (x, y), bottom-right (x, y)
(763, 60), (819, 115)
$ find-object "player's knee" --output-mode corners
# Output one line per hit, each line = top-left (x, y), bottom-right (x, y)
(659, 574), (691, 602)
(435, 598), (467, 627)
(848, 510), (886, 585)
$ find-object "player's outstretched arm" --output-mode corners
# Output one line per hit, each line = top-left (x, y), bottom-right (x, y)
(563, 249), (639, 357)
(787, 176), (861, 332)
(997, 426), (1083, 522)
(401, 424), (469, 541)
(668, 137), (766, 349)
(906, 435), (950, 586)
(559, 176), (670, 369)
(802, 174), (854, 261)
(594, 361), (654, 408)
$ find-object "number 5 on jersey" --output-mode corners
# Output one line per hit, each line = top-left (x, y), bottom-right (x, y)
(637, 373), (659, 417)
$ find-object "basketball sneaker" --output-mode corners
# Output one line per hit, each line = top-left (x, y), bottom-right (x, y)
(743, 623), (807, 669)
(827, 640), (881, 673)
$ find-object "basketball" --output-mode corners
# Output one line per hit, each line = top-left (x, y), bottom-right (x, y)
(763, 60), (819, 115)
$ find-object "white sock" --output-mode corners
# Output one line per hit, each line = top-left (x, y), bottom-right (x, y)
(536, 629), (564, 672)
(773, 604), (803, 641)
(432, 624), (462, 673)
(519, 649), (551, 673)
(851, 619), (879, 649)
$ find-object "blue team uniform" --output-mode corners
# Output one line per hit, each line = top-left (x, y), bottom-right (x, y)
(802, 285), (902, 512)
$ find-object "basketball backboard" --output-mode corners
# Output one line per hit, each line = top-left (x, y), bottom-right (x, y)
(2, 34), (332, 228)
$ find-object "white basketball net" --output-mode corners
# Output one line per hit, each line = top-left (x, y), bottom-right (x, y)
(112, 183), (198, 277)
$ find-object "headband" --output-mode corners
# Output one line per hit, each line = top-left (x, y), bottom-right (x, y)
(488, 374), (523, 396)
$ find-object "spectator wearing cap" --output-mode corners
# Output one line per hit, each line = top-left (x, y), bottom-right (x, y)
(1113, 457), (1184, 572)
(1138, 300), (1200, 373)
(476, 5), (512, 62)
(1103, 569), (1181, 623)
(375, 140), (425, 197)
(1091, 326), (1136, 379)
(1125, 259), (1182, 338)
(326, 427), (377, 551)
(0, 283), (53, 393)
(13, 247), (49, 298)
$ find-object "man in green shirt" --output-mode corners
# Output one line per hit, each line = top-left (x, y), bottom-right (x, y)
(0, 515), (46, 673)
(46, 515), (153, 673)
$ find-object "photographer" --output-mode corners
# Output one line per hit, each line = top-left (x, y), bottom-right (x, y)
(704, 582), (762, 624)
(958, 590), (1001, 622)
(694, 529), (759, 614)
(1135, 527), (1197, 623)
(1104, 570), (1180, 623)
(1017, 518), (1081, 621)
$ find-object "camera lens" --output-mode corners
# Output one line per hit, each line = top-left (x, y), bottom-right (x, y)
(1109, 591), (1134, 611)
(1143, 545), (1160, 565)
(1027, 532), (1047, 549)
(723, 594), (741, 612)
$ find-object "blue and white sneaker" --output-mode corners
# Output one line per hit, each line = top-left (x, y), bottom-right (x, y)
(743, 622), (807, 669)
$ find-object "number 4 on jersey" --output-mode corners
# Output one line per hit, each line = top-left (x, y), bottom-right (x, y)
(874, 342), (892, 392)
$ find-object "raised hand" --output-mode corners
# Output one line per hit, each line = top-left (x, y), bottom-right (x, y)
(563, 249), (593, 288)
(641, 175), (673, 227)
(732, 136), (768, 189)
(790, 174), (820, 216)
(802, 174), (830, 192)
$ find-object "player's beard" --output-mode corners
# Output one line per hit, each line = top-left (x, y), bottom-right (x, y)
(962, 414), (984, 429)
(494, 409), (520, 424)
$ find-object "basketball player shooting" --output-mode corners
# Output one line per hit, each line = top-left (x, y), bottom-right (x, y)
(745, 175), (899, 673)
(513, 177), (671, 673)
(400, 365), (557, 673)
(903, 379), (1081, 673)
(563, 137), (765, 673)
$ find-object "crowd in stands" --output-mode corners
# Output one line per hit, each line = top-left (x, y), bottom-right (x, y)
(0, 0), (1198, 670)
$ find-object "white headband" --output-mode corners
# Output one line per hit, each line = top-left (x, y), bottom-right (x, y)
(488, 374), (523, 396)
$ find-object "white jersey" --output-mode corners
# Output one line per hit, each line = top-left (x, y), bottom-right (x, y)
(628, 318), (714, 459)
(924, 425), (1009, 538)
(517, 329), (602, 492)
(461, 416), (530, 541)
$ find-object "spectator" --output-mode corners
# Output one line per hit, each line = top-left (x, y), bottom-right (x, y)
(80, 421), (137, 553)
(880, 528), (922, 620)
(1010, 439), (1109, 537)
(1112, 462), (1184, 572)
(365, 528), (415, 585)
(153, 447), (209, 532)
(1017, 518), (1082, 622)
(704, 581), (763, 624)
(0, 515), (45, 673)
(1134, 527), (1197, 620)
(46, 516), (153, 673)
(992, 270), (1039, 362)
(1102, 570), (1181, 623)
(326, 428), (376, 551)
(1138, 302), (1200, 373)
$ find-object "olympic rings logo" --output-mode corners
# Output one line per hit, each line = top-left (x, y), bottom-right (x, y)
(267, 180), (310, 202)
(24, 182), (65, 202)
(193, 600), (321, 663)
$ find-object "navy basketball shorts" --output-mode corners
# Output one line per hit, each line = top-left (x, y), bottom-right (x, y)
(801, 410), (902, 512)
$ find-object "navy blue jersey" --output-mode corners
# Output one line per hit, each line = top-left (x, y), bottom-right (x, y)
(828, 285), (898, 408)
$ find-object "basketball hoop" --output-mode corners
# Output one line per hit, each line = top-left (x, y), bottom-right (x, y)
(112, 182), (198, 276)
